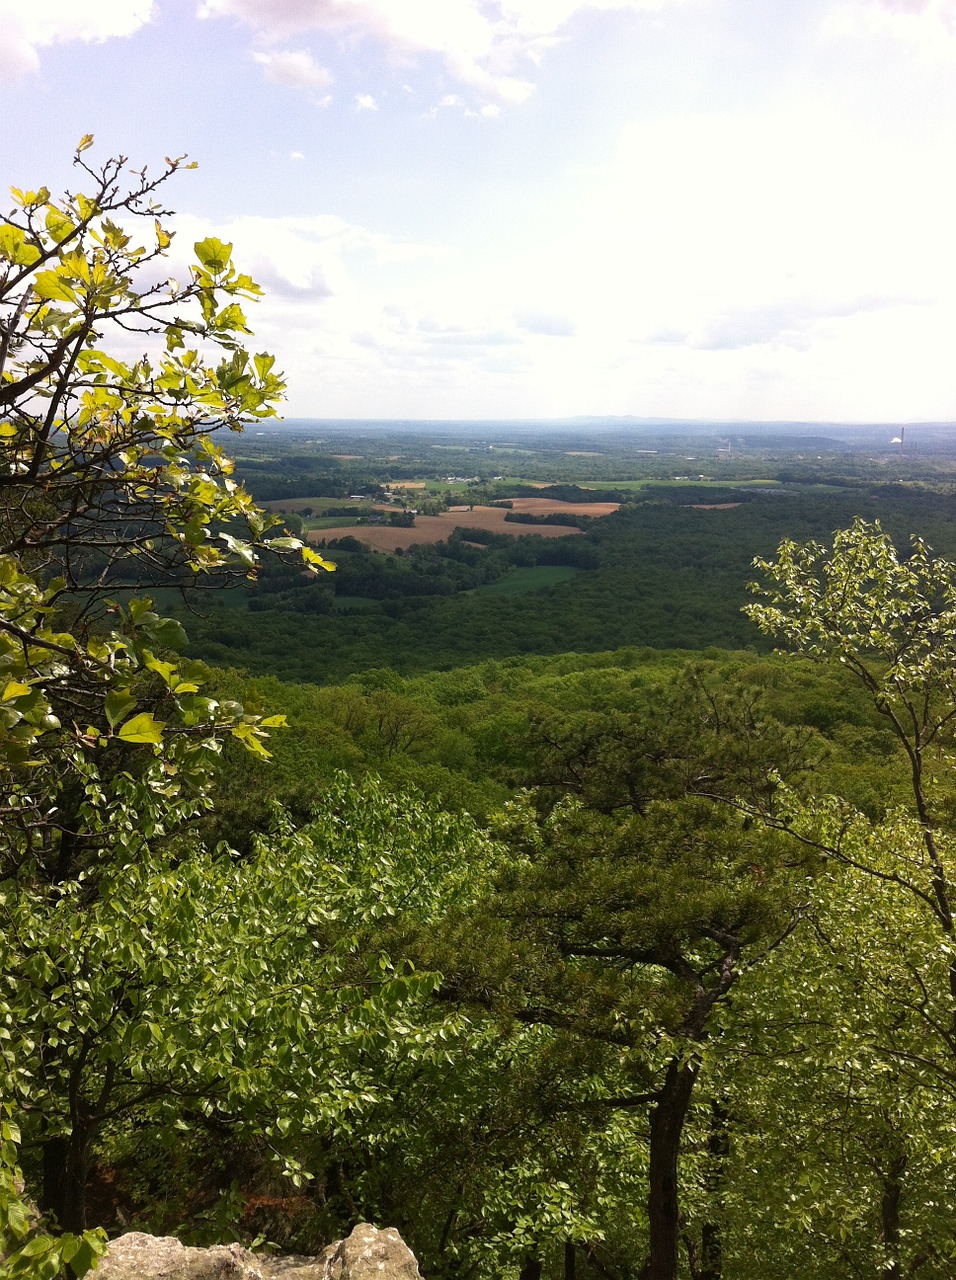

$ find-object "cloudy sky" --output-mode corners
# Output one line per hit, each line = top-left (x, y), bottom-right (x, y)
(2, 0), (955, 422)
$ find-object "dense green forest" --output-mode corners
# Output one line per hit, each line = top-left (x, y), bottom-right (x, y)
(7, 149), (956, 1280)
(181, 469), (956, 682)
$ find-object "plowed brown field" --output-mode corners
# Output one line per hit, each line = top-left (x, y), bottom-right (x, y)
(308, 498), (618, 553)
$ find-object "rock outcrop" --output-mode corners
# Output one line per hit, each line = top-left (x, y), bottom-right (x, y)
(95, 1234), (264, 1279)
(316, 1223), (423, 1280)
(96, 1223), (423, 1280)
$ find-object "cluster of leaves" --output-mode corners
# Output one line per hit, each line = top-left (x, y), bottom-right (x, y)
(0, 139), (331, 820)
(3, 776), (490, 1206)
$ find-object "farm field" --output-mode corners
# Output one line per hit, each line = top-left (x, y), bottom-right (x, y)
(309, 497), (618, 552)
(262, 497), (393, 514)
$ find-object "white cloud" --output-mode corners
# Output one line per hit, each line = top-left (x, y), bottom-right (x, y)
(196, 0), (688, 107)
(824, 0), (956, 56)
(289, 150), (306, 160)
(162, 210), (446, 305)
(0, 0), (153, 76)
(355, 92), (378, 110)
(514, 307), (576, 336)
(252, 47), (333, 91)
(552, 109), (956, 346)
(312, 103), (955, 420)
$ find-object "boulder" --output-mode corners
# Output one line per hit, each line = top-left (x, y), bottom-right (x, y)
(310, 1223), (422, 1280)
(97, 1224), (423, 1280)
(95, 1232), (264, 1279)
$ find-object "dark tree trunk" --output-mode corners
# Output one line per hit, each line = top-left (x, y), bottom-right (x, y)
(644, 1056), (699, 1280)
(41, 1130), (91, 1234)
(699, 1099), (729, 1280)
(564, 1241), (577, 1280)
(880, 1150), (908, 1280)
(519, 1256), (542, 1280)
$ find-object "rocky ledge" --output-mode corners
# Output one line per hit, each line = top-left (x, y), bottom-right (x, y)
(95, 1222), (423, 1280)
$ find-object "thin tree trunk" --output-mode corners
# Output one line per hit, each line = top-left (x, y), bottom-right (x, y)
(881, 1150), (908, 1280)
(645, 1056), (699, 1280)
(564, 1241), (576, 1280)
(519, 1256), (542, 1280)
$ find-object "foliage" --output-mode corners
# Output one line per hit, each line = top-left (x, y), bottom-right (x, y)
(0, 140), (333, 1252)
(746, 517), (956, 951)
(743, 517), (956, 1273)
(0, 1109), (105, 1279)
(0, 139), (331, 860)
(5, 774), (493, 1239)
(416, 665), (817, 1280)
(180, 484), (956, 685)
(721, 816), (956, 1278)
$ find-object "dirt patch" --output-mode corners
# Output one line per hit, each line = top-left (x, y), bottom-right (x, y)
(507, 498), (619, 516)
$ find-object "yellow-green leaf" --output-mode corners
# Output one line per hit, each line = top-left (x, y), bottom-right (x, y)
(45, 206), (76, 244)
(194, 237), (232, 273)
(116, 712), (165, 744)
(33, 270), (77, 303)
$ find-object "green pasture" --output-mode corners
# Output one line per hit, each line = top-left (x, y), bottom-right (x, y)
(305, 516), (362, 529)
(620, 477), (783, 490)
(263, 496), (385, 513)
(471, 566), (582, 595)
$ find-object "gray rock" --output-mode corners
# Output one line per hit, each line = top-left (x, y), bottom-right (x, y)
(317, 1224), (422, 1280)
(96, 1233), (264, 1279)
(98, 1224), (422, 1280)
(259, 1254), (333, 1280)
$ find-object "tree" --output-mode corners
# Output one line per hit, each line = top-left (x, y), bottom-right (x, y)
(0, 137), (331, 868)
(745, 518), (956, 1076)
(433, 669), (814, 1280)
(1, 1105), (106, 1280)
(0, 140), (332, 1251)
(717, 815), (956, 1279)
(2, 775), (489, 1240)
(744, 518), (956, 1269)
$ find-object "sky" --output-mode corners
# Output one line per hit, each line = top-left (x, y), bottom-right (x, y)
(2, 0), (956, 423)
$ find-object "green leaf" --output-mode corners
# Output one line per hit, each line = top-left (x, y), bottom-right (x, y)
(32, 270), (77, 303)
(116, 713), (166, 745)
(104, 689), (137, 729)
(230, 722), (271, 757)
(194, 237), (233, 273)
(0, 226), (41, 266)
(1, 681), (31, 702)
(144, 616), (189, 651)
(44, 206), (76, 244)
